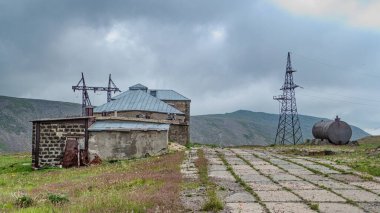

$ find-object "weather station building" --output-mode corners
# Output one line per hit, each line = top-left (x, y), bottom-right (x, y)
(31, 83), (190, 168)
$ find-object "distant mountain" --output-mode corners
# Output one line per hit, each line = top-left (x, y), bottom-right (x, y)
(190, 110), (370, 147)
(0, 96), (81, 152)
(0, 96), (371, 153)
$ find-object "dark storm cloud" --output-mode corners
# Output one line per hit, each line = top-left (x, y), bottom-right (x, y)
(0, 0), (379, 132)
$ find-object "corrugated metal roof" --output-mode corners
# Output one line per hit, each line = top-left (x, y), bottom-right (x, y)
(89, 120), (170, 131)
(148, 90), (190, 101)
(94, 90), (184, 114)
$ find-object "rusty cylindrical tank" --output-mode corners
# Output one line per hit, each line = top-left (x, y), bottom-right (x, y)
(312, 116), (352, 145)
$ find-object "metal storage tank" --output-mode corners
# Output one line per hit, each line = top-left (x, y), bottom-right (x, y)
(312, 116), (352, 145)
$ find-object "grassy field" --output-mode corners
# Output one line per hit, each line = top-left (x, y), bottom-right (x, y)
(265, 136), (380, 177)
(0, 152), (185, 212)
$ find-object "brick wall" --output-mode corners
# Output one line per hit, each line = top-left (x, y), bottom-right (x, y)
(32, 119), (88, 168)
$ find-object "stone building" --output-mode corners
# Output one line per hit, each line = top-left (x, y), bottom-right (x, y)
(31, 83), (190, 168)
(31, 117), (93, 168)
(94, 84), (191, 145)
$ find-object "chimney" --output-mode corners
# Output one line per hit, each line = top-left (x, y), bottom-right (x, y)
(150, 90), (157, 97)
(85, 106), (93, 116)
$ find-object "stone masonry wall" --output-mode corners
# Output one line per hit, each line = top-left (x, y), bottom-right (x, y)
(94, 111), (186, 123)
(162, 100), (190, 124)
(88, 130), (168, 160)
(32, 120), (86, 168)
(169, 124), (189, 145)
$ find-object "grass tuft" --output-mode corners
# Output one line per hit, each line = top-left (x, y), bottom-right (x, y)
(48, 193), (69, 205)
(15, 194), (33, 208)
(309, 203), (319, 211)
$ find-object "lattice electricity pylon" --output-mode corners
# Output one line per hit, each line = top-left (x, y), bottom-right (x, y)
(107, 74), (119, 102)
(73, 73), (92, 116)
(72, 73), (121, 115)
(273, 52), (303, 145)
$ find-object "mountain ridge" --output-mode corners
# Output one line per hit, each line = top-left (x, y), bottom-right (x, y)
(190, 109), (370, 146)
(0, 96), (370, 152)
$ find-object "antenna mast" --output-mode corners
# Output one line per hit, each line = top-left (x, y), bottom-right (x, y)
(273, 52), (303, 145)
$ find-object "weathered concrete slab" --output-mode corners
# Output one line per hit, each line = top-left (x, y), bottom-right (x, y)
(225, 192), (256, 203)
(265, 202), (316, 213)
(247, 181), (283, 191)
(304, 164), (340, 174)
(231, 164), (254, 171)
(314, 180), (357, 190)
(233, 169), (260, 176)
(319, 203), (365, 213)
(225, 159), (245, 165)
(209, 170), (235, 181)
(286, 169), (315, 175)
(248, 160), (271, 166)
(358, 202), (380, 213)
(290, 159), (316, 165)
(332, 164), (354, 171)
(278, 180), (319, 190)
(255, 164), (280, 171)
(297, 174), (331, 181)
(243, 174), (271, 182)
(256, 190), (301, 202)
(209, 164), (227, 171)
(277, 164), (306, 170)
(334, 189), (380, 202)
(202, 148), (380, 213)
(292, 190), (346, 202)
(271, 173), (301, 181)
(269, 159), (291, 165)
(259, 169), (285, 175)
(225, 202), (265, 213)
(329, 174), (365, 183)
(350, 181), (380, 190)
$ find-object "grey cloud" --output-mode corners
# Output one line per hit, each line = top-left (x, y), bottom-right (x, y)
(0, 0), (379, 131)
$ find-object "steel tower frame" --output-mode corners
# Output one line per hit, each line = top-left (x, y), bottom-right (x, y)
(72, 73), (121, 116)
(273, 52), (303, 145)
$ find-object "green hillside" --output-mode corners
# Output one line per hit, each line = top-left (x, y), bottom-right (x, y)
(190, 110), (370, 146)
(0, 96), (81, 152)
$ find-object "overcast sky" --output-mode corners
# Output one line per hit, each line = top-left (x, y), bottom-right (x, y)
(1, 0), (380, 134)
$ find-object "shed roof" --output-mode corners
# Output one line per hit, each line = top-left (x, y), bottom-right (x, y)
(88, 120), (170, 131)
(94, 90), (184, 114)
